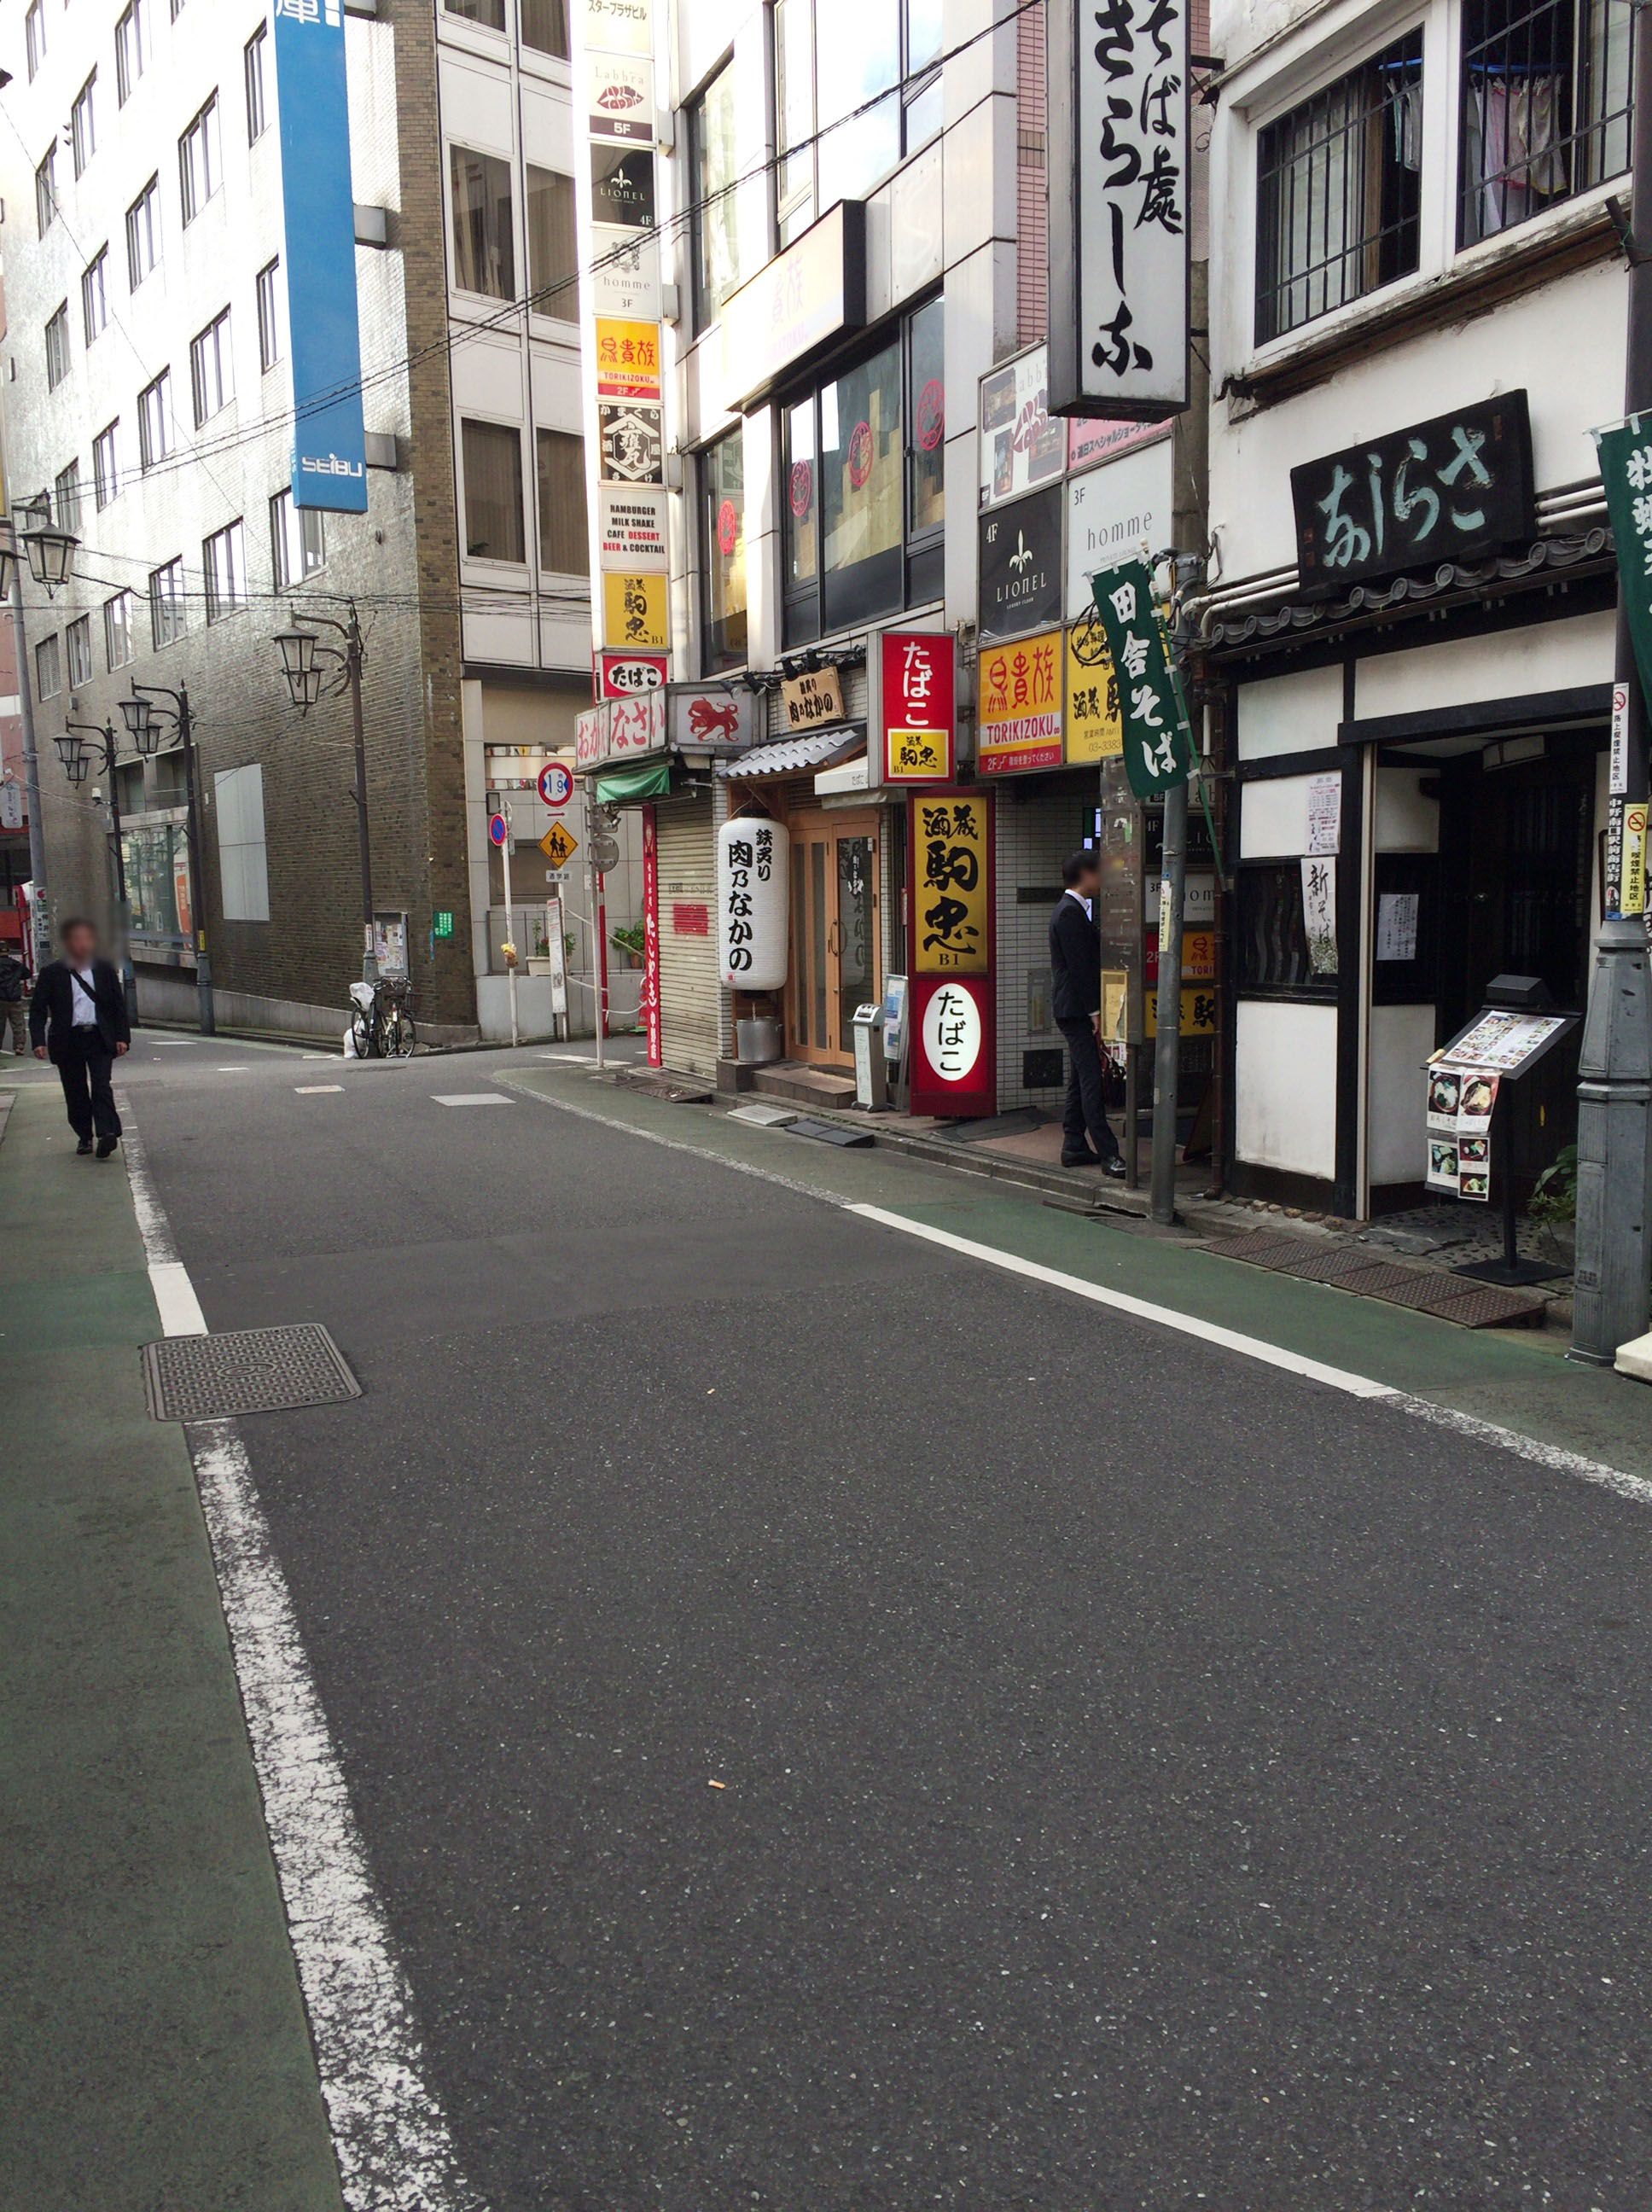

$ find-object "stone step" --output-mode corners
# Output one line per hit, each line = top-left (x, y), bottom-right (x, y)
(748, 1060), (858, 1110)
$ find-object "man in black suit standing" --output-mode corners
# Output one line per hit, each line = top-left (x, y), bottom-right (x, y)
(1050, 851), (1126, 1178)
(30, 916), (130, 1157)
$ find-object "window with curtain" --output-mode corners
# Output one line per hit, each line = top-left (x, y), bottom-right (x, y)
(1254, 31), (1423, 344)
(521, 0), (570, 58)
(1459, 0), (1632, 245)
(462, 420), (526, 563)
(701, 430), (747, 672)
(691, 61), (743, 331)
(526, 166), (577, 317)
(536, 428), (589, 574)
(451, 147), (515, 300)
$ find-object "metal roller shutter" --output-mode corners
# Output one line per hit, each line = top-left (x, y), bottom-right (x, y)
(654, 796), (720, 1079)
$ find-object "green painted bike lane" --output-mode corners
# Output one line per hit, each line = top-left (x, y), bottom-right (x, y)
(508, 1065), (1652, 1482)
(0, 1086), (345, 2212)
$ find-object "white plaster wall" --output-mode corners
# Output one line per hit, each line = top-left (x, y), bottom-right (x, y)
(1368, 1002), (1435, 1186)
(1239, 772), (1322, 857)
(1236, 999), (1338, 1177)
(1373, 767), (1440, 852)
(1236, 662), (1344, 761)
(1352, 612), (1614, 720)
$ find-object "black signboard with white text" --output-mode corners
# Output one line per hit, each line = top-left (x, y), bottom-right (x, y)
(978, 486), (1063, 641)
(1290, 392), (1535, 599)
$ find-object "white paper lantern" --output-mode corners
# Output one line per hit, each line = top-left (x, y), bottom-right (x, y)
(717, 816), (789, 990)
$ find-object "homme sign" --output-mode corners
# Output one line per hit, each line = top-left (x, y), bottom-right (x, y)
(1047, 0), (1190, 422)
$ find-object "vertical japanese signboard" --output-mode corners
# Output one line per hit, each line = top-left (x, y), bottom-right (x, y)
(881, 632), (957, 783)
(574, 1), (668, 697)
(272, 0), (368, 513)
(1047, 0), (1190, 421)
(910, 792), (995, 1118)
(1088, 560), (1194, 798)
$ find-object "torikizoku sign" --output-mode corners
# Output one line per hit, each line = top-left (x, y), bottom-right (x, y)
(273, 0), (369, 513)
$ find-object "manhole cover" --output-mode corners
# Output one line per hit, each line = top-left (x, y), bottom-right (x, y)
(143, 1324), (361, 1422)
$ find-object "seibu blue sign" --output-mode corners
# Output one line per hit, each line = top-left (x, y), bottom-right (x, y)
(273, 0), (369, 514)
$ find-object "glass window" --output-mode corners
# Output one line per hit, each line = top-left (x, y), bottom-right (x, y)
(71, 73), (97, 178)
(246, 24), (268, 143)
(105, 590), (137, 672)
(138, 370), (172, 470)
(179, 95), (221, 224)
(701, 430), (747, 672)
(445, 0), (506, 24)
(122, 820), (189, 940)
(116, 2), (148, 104)
(67, 617), (93, 690)
(774, 0), (817, 243)
(216, 765), (270, 923)
(535, 428), (589, 573)
(35, 148), (56, 239)
(692, 61), (743, 329)
(451, 147), (515, 300)
(55, 459), (83, 533)
(126, 177), (160, 289)
(149, 558), (186, 648)
(270, 488), (326, 590)
(35, 635), (61, 701)
(772, 1), (940, 233)
(782, 302), (942, 644)
(462, 420), (526, 563)
(44, 304), (70, 391)
(1255, 32), (1422, 344)
(526, 166), (577, 316)
(26, 0), (45, 81)
(94, 422), (119, 509)
(1459, 0), (1632, 245)
(257, 259), (282, 372)
(82, 249), (108, 346)
(204, 520), (247, 622)
(521, 0), (570, 59)
(190, 309), (234, 427)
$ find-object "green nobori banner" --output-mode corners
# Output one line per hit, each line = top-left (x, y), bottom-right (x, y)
(1087, 559), (1195, 800)
(1595, 413), (1652, 712)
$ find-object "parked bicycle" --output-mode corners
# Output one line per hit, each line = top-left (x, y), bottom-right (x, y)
(348, 973), (417, 1059)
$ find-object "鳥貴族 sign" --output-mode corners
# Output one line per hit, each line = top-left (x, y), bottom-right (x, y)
(1087, 560), (1194, 798)
(594, 317), (662, 401)
(909, 790), (995, 1119)
(1047, 0), (1190, 421)
(881, 632), (956, 783)
(978, 633), (1062, 774)
(1292, 393), (1534, 597)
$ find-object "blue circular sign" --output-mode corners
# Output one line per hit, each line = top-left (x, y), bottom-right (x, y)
(487, 812), (509, 847)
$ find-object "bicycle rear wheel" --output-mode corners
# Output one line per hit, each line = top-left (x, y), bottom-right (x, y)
(388, 1010), (416, 1057)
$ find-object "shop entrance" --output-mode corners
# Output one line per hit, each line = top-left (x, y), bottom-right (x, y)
(786, 807), (880, 1068)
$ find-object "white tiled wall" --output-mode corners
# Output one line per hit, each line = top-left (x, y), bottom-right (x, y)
(995, 778), (1088, 1112)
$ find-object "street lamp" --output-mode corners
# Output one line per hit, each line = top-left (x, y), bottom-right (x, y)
(125, 681), (213, 1034)
(65, 718), (138, 1022)
(270, 602), (378, 989)
(22, 521), (79, 597)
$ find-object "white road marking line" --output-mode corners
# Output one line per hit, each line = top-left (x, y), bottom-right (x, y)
(120, 1110), (207, 1337)
(119, 1102), (482, 2212)
(537, 1051), (596, 1062)
(216, 1065), (250, 1073)
(430, 1092), (512, 1106)
(302, 1053), (336, 1062)
(295, 1085), (344, 1095)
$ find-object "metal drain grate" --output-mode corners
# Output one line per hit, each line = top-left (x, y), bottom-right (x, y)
(1269, 1244), (1386, 1284)
(143, 1324), (361, 1422)
(1196, 1234), (1310, 1266)
(1411, 1282), (1546, 1330)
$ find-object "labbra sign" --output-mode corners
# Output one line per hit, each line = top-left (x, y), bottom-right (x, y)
(1047, 0), (1190, 422)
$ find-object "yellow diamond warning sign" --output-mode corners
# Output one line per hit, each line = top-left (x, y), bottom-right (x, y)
(540, 822), (580, 869)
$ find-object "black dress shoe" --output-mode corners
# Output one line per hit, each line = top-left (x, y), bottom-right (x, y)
(1102, 1155), (1127, 1179)
(76, 1138), (93, 1155)
(96, 1135), (118, 1159)
(1060, 1148), (1101, 1168)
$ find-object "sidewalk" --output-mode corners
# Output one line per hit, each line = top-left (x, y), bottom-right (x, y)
(0, 1085), (345, 2211)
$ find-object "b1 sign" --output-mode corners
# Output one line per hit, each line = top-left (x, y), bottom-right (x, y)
(273, 0), (369, 511)
(1046, 0), (1190, 422)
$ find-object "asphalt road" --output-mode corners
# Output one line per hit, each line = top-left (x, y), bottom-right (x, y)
(113, 1030), (1652, 2210)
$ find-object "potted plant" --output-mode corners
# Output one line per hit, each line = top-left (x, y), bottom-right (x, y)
(610, 922), (646, 970)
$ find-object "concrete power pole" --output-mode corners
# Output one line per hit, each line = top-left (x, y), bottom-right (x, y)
(1573, 18), (1652, 1364)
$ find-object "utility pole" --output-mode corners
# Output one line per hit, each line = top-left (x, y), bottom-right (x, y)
(1572, 15), (1652, 1363)
(500, 798), (520, 1050)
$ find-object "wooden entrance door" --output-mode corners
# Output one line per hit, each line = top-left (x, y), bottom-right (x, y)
(787, 809), (880, 1068)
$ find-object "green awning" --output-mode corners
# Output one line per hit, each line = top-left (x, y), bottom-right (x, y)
(595, 758), (673, 803)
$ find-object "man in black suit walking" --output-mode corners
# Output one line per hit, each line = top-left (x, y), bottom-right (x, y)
(1050, 851), (1126, 1178)
(30, 916), (130, 1157)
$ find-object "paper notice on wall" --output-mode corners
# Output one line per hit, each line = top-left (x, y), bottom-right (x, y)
(1306, 771), (1341, 855)
(1300, 855), (1337, 975)
(1376, 891), (1419, 963)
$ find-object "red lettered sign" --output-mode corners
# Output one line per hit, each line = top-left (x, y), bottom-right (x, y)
(641, 803), (663, 1068)
(881, 631), (957, 784)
